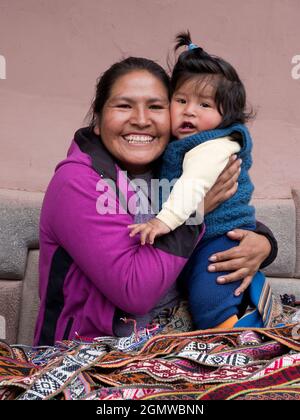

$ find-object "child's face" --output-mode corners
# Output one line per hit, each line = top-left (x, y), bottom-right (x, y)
(170, 78), (223, 139)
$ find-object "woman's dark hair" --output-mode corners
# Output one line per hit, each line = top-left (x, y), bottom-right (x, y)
(171, 31), (254, 128)
(87, 57), (171, 127)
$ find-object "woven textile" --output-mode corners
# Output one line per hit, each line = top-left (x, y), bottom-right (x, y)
(0, 301), (300, 400)
(198, 364), (300, 400)
(235, 388), (300, 400)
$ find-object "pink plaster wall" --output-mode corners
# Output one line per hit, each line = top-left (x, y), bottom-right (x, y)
(0, 0), (299, 196)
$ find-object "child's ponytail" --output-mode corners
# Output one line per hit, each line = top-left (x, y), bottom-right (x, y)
(174, 30), (193, 51)
(174, 30), (204, 54)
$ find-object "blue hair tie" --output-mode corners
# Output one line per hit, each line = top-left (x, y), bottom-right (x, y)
(188, 43), (199, 51)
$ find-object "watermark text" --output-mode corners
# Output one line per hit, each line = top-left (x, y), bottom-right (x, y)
(291, 55), (300, 80)
(0, 315), (6, 340)
(95, 171), (204, 226)
(0, 54), (6, 79)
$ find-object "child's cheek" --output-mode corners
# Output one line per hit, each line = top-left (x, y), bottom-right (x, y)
(170, 103), (180, 137)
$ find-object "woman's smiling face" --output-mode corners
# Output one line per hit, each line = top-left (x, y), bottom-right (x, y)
(96, 70), (171, 174)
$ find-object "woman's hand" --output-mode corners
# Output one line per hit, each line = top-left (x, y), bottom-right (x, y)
(207, 229), (271, 296)
(204, 155), (241, 215)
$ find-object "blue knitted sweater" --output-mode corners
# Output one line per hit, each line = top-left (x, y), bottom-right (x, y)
(159, 123), (256, 240)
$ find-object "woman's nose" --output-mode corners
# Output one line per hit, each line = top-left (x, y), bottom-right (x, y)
(130, 107), (151, 127)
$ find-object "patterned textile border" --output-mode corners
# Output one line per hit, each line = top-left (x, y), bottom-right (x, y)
(248, 353), (300, 379)
(83, 385), (174, 401)
(198, 363), (300, 400)
(235, 387), (300, 400)
(0, 355), (38, 383)
(140, 353), (300, 400)
(17, 344), (109, 400)
(92, 360), (264, 387)
(63, 372), (92, 400)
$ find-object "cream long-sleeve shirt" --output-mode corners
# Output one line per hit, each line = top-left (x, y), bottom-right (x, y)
(156, 136), (241, 230)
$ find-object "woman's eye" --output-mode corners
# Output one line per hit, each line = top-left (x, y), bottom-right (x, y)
(116, 104), (131, 108)
(149, 104), (163, 110)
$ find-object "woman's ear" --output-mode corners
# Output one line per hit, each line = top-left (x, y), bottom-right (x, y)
(93, 116), (101, 136)
(94, 125), (100, 136)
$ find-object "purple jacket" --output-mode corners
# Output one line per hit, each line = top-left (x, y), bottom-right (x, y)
(34, 128), (205, 345)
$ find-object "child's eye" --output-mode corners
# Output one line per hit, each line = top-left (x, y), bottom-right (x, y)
(176, 98), (186, 104)
(200, 103), (211, 108)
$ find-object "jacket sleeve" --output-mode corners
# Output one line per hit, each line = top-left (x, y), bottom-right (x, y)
(254, 221), (278, 269)
(50, 164), (202, 316)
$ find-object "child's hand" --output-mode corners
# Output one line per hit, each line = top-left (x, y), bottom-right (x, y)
(128, 218), (171, 245)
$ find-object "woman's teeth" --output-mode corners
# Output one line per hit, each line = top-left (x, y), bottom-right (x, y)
(123, 135), (154, 144)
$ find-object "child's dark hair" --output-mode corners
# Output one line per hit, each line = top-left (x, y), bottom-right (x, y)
(87, 57), (171, 127)
(171, 31), (254, 128)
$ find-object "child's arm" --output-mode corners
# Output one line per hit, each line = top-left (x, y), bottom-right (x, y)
(156, 137), (241, 230)
(129, 137), (240, 245)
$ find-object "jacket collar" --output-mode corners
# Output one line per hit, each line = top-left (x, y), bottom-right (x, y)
(74, 126), (118, 183)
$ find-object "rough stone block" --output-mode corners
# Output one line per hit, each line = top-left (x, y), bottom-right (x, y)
(0, 189), (43, 279)
(17, 250), (40, 345)
(252, 198), (296, 277)
(0, 280), (22, 343)
(292, 186), (300, 278)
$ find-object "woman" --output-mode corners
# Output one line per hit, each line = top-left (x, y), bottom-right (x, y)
(34, 57), (277, 346)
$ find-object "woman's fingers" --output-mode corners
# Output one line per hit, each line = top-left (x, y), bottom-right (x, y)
(213, 165), (240, 198)
(225, 155), (241, 177)
(220, 154), (238, 173)
(220, 168), (240, 191)
(207, 159), (241, 209)
(209, 244), (243, 263)
(213, 181), (238, 206)
(204, 156), (241, 215)
(208, 257), (247, 273)
(208, 229), (249, 263)
(218, 157), (241, 184)
(234, 275), (253, 296)
(216, 267), (249, 284)
(226, 229), (248, 242)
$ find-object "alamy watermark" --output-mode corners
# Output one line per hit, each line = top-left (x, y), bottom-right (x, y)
(95, 171), (204, 226)
(0, 54), (6, 79)
(0, 315), (6, 340)
(291, 55), (300, 80)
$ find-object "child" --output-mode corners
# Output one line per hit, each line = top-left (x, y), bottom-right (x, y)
(128, 31), (273, 330)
